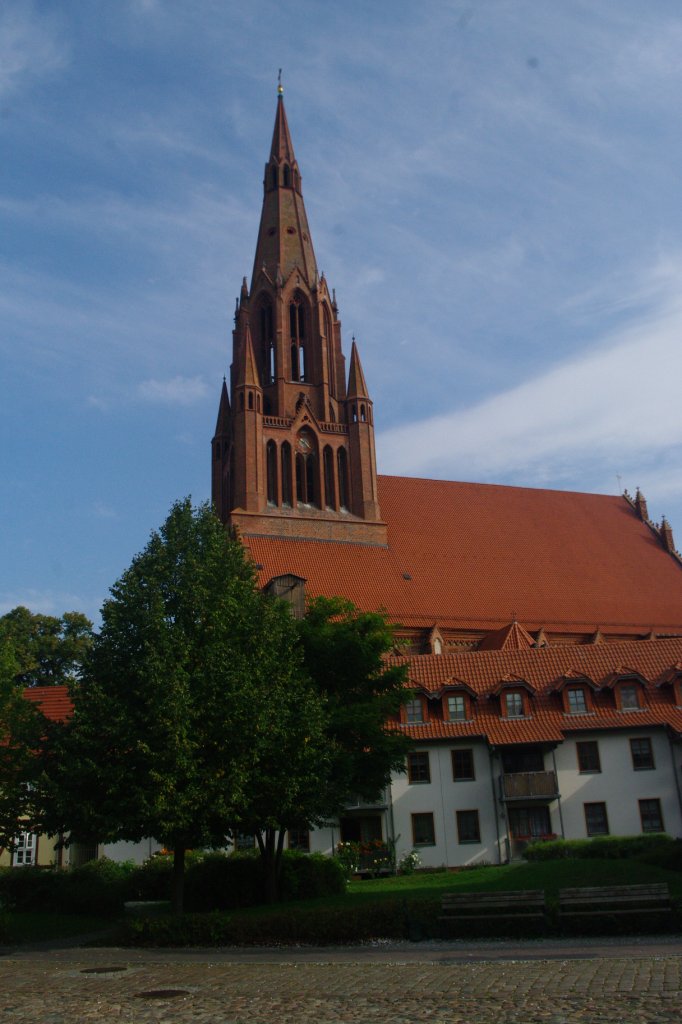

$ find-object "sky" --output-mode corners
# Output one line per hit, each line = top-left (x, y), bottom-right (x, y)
(3, 0), (682, 626)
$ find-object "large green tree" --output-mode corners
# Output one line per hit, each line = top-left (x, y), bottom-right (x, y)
(298, 596), (411, 807)
(0, 639), (44, 853)
(0, 606), (93, 687)
(39, 499), (319, 912)
(236, 597), (411, 896)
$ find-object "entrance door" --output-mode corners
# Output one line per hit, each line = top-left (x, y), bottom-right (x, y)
(508, 806), (551, 839)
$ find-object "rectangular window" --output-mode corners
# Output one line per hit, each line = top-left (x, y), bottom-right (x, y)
(405, 699), (423, 724)
(567, 687), (588, 714)
(620, 683), (640, 710)
(576, 740), (601, 773)
(11, 832), (35, 867)
(630, 737), (655, 770)
(639, 798), (664, 833)
(407, 751), (431, 783)
(456, 809), (481, 844)
(451, 748), (475, 781)
(584, 802), (609, 836)
(411, 812), (435, 846)
(447, 694), (467, 721)
(287, 829), (310, 852)
(505, 692), (524, 718)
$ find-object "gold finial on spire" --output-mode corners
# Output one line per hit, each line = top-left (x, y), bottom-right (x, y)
(277, 68), (283, 97)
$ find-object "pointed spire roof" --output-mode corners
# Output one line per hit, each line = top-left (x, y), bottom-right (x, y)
(214, 378), (231, 435)
(251, 91), (318, 291)
(478, 620), (535, 652)
(236, 325), (261, 389)
(270, 88), (297, 164)
(347, 340), (370, 400)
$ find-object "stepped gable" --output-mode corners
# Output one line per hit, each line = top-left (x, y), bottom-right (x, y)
(247, 477), (682, 641)
(23, 685), (72, 722)
(388, 636), (682, 745)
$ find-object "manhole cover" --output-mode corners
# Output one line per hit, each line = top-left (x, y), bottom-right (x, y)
(81, 966), (128, 974)
(135, 989), (190, 1000)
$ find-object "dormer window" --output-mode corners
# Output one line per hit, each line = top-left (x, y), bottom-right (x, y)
(566, 687), (588, 714)
(405, 698), (424, 725)
(446, 693), (467, 721)
(619, 682), (641, 711)
(505, 691), (525, 718)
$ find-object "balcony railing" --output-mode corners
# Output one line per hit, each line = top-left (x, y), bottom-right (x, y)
(499, 770), (559, 801)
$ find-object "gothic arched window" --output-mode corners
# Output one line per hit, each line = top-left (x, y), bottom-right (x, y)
(323, 305), (335, 396)
(266, 441), (277, 505)
(259, 300), (275, 384)
(289, 297), (307, 382)
(323, 446), (336, 511)
(281, 442), (292, 507)
(337, 447), (349, 510)
(283, 165), (291, 188)
(295, 430), (317, 507)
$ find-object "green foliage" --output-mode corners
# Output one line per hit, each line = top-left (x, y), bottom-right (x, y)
(0, 859), (134, 916)
(523, 833), (674, 861)
(0, 911), (112, 946)
(116, 899), (419, 947)
(637, 838), (682, 872)
(37, 499), (318, 912)
(0, 606), (93, 688)
(184, 851), (345, 912)
(0, 639), (45, 848)
(298, 597), (411, 809)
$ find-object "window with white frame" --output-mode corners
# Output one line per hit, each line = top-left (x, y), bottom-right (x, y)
(11, 832), (35, 866)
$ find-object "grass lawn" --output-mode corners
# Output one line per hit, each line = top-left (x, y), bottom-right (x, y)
(0, 912), (115, 946)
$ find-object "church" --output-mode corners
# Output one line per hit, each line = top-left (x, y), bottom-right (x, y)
(210, 85), (682, 868)
(7, 87), (682, 872)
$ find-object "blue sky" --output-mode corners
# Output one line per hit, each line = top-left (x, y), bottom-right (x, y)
(3, 1), (682, 625)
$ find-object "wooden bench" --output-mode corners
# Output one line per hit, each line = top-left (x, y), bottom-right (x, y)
(558, 884), (671, 922)
(440, 889), (546, 929)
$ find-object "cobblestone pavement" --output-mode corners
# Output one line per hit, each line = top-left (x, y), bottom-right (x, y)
(1, 943), (682, 1023)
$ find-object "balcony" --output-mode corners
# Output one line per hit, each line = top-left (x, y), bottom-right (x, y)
(499, 770), (559, 802)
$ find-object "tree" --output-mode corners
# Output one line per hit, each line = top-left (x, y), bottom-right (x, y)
(0, 639), (44, 854)
(0, 606), (93, 687)
(235, 596), (411, 896)
(298, 596), (411, 806)
(39, 498), (317, 912)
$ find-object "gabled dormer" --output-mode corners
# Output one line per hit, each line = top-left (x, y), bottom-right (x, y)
(603, 667), (648, 711)
(442, 679), (476, 722)
(492, 675), (536, 719)
(552, 670), (597, 715)
(657, 663), (682, 707)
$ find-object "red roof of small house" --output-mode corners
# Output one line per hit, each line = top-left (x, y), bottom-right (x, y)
(388, 636), (682, 746)
(246, 476), (682, 637)
(23, 685), (72, 722)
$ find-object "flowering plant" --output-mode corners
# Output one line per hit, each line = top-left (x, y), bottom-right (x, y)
(398, 850), (421, 875)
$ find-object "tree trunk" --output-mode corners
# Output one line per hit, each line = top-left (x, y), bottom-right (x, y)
(171, 844), (186, 915)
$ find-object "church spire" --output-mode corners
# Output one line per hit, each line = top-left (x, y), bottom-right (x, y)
(251, 90), (318, 290)
(214, 90), (386, 545)
(347, 339), (370, 400)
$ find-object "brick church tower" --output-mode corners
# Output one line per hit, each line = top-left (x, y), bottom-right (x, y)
(212, 85), (386, 545)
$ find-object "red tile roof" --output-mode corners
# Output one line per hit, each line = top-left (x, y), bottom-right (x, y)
(246, 477), (682, 636)
(23, 685), (72, 722)
(389, 637), (682, 745)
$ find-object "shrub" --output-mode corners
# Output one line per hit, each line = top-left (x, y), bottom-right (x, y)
(637, 837), (682, 872)
(116, 897), (433, 947)
(126, 854), (173, 900)
(0, 858), (133, 915)
(184, 850), (345, 912)
(524, 834), (673, 862)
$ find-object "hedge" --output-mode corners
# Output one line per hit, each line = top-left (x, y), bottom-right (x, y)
(523, 833), (673, 862)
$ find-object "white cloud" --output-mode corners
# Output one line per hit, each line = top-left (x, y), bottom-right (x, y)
(0, 3), (68, 99)
(378, 255), (682, 506)
(137, 375), (208, 405)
